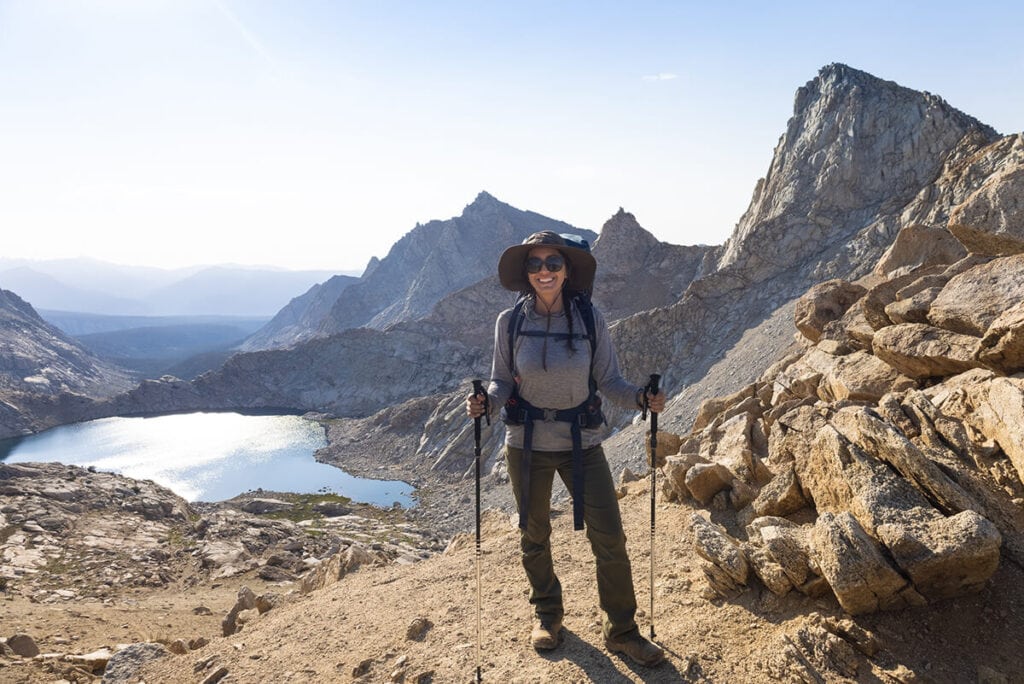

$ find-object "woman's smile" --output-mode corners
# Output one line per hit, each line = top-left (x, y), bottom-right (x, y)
(527, 246), (567, 296)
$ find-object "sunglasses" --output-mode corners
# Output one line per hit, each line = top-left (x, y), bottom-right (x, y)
(524, 254), (565, 274)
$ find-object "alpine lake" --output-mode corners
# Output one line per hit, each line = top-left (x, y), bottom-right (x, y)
(0, 411), (414, 507)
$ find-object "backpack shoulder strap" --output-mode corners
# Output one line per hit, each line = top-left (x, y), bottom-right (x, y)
(506, 297), (528, 375)
(572, 292), (597, 357)
(570, 292), (600, 396)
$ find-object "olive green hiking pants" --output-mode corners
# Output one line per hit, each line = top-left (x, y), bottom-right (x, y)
(505, 444), (639, 640)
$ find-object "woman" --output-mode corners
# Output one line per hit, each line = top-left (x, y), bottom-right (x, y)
(466, 230), (665, 667)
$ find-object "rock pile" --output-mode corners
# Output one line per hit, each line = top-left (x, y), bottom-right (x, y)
(656, 159), (1024, 617)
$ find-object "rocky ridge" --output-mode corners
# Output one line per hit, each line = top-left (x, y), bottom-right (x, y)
(242, 191), (594, 353)
(237, 273), (359, 352)
(0, 289), (133, 437)
(654, 154), (1024, 630)
(590, 208), (714, 320)
(612, 64), (1002, 417)
(6, 212), (702, 433)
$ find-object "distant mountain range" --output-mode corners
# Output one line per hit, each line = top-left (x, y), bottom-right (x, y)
(41, 311), (269, 379)
(0, 259), (346, 317)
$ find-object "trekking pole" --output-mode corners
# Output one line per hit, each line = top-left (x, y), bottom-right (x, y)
(472, 379), (489, 683)
(643, 373), (661, 640)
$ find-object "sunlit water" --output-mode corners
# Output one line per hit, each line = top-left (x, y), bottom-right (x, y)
(0, 412), (414, 507)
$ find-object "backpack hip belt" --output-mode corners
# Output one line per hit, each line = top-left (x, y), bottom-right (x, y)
(513, 396), (591, 532)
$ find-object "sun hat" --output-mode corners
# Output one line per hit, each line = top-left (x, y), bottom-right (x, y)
(497, 231), (597, 293)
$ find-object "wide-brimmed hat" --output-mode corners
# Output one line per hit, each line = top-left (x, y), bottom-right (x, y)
(498, 231), (596, 292)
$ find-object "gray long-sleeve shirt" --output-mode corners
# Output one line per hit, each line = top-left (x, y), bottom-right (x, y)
(486, 298), (642, 452)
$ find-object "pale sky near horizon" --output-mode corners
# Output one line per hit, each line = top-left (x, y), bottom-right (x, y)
(1, 1), (1022, 273)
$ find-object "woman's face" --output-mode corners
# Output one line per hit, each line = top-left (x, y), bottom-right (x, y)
(526, 245), (568, 298)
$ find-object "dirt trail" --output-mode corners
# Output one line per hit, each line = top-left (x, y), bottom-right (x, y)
(130, 477), (1024, 683)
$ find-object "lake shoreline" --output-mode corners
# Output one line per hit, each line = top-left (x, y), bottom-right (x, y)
(1, 411), (416, 508)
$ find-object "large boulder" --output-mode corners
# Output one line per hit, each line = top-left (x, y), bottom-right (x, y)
(799, 348), (915, 402)
(794, 280), (868, 344)
(828, 406), (979, 514)
(811, 512), (921, 615)
(690, 514), (749, 596)
(948, 156), (1024, 256)
(861, 267), (947, 331)
(101, 643), (168, 684)
(874, 223), (968, 278)
(876, 510), (1001, 601)
(662, 452), (709, 502)
(883, 286), (943, 325)
(928, 254), (1024, 336)
(685, 462), (735, 504)
(871, 323), (983, 379)
(692, 384), (760, 433)
(977, 301), (1024, 374)
(751, 464), (809, 518)
(944, 376), (1024, 485)
(699, 411), (771, 484)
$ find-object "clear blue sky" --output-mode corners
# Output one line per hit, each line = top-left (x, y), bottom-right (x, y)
(1, 1), (1021, 272)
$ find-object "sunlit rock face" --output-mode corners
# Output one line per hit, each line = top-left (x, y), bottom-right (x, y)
(0, 288), (133, 438)
(665, 185), (1024, 614)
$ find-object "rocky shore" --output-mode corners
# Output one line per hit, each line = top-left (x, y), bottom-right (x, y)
(0, 461), (446, 683)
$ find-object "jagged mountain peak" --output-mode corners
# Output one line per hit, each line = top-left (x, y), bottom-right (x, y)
(812, 62), (891, 90)
(308, 194), (590, 336)
(461, 190), (513, 219)
(593, 208), (660, 258)
(470, 189), (499, 205)
(716, 64), (1001, 280)
(799, 63), (994, 132)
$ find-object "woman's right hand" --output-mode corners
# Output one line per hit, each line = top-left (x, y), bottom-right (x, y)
(466, 392), (487, 419)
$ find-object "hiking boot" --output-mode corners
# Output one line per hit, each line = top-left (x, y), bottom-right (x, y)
(530, 617), (564, 650)
(605, 631), (665, 667)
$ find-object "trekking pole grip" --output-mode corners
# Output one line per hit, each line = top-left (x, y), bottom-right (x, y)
(472, 379), (489, 427)
(647, 374), (661, 431)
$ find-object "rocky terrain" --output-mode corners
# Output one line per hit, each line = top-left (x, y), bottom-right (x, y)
(0, 461), (447, 682)
(2, 62), (1024, 681)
